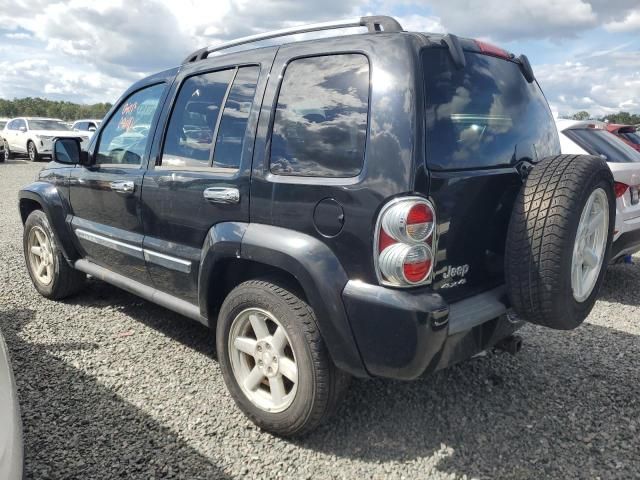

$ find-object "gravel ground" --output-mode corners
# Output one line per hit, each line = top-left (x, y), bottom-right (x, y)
(1, 159), (639, 479)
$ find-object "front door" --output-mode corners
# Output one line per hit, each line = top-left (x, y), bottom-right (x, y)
(69, 82), (167, 284)
(140, 49), (275, 303)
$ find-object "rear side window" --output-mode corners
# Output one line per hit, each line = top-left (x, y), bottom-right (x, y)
(423, 48), (559, 170)
(162, 69), (235, 169)
(162, 66), (260, 171)
(269, 54), (369, 177)
(563, 128), (640, 162)
(213, 66), (260, 169)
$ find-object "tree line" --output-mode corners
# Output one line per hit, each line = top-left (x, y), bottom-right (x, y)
(564, 110), (640, 125)
(0, 97), (112, 121)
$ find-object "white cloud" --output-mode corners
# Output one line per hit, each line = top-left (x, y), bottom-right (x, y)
(604, 9), (640, 32)
(536, 57), (640, 116)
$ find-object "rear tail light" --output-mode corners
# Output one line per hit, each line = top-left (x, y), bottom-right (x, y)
(475, 40), (511, 60)
(375, 197), (436, 287)
(614, 182), (630, 198)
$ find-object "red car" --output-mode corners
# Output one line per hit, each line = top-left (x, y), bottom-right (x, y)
(607, 123), (640, 152)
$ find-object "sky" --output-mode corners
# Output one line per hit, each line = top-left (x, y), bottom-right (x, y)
(0, 0), (639, 117)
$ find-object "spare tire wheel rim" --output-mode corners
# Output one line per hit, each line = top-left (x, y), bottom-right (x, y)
(228, 308), (298, 413)
(571, 188), (608, 302)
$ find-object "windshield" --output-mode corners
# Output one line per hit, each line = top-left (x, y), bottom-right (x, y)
(620, 131), (640, 145)
(423, 48), (559, 170)
(563, 128), (640, 162)
(28, 120), (71, 131)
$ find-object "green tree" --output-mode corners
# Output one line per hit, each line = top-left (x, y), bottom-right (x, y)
(572, 111), (591, 121)
(0, 97), (112, 121)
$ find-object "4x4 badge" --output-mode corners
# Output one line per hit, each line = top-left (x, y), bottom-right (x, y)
(440, 264), (470, 289)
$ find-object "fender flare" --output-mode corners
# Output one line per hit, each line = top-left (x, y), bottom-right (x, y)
(198, 222), (368, 378)
(18, 182), (79, 263)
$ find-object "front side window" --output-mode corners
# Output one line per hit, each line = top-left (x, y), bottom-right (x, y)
(96, 83), (165, 167)
(269, 54), (370, 177)
(16, 119), (26, 130)
(161, 69), (235, 169)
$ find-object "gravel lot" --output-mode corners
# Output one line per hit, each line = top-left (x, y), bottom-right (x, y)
(1, 159), (639, 479)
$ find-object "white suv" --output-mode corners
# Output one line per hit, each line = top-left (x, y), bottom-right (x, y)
(3, 117), (90, 162)
(71, 119), (102, 137)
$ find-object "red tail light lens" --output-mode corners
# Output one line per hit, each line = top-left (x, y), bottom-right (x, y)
(475, 40), (510, 60)
(614, 182), (629, 198)
(375, 197), (436, 287)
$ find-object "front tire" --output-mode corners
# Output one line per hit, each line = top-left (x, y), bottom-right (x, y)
(23, 210), (86, 299)
(217, 279), (350, 437)
(27, 141), (40, 162)
(506, 154), (615, 330)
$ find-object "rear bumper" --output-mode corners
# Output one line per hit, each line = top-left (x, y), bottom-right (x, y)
(342, 282), (523, 380)
(611, 228), (640, 261)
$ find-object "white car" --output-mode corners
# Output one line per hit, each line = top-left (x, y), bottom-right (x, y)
(71, 118), (102, 137)
(0, 118), (10, 162)
(0, 328), (22, 480)
(3, 117), (90, 162)
(556, 119), (640, 261)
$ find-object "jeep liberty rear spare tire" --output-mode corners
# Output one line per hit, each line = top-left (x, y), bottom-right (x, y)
(506, 154), (614, 330)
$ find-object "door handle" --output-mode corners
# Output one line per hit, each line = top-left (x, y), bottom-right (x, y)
(110, 180), (135, 194)
(203, 187), (240, 204)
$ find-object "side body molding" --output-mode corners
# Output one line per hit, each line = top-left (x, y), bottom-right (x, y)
(198, 222), (367, 378)
(18, 182), (79, 263)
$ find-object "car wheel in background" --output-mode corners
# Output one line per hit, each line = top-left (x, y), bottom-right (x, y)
(506, 154), (615, 330)
(2, 142), (10, 162)
(217, 279), (350, 437)
(23, 210), (86, 299)
(27, 141), (39, 162)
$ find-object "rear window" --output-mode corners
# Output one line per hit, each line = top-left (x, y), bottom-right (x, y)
(563, 128), (640, 163)
(620, 131), (640, 145)
(423, 48), (559, 170)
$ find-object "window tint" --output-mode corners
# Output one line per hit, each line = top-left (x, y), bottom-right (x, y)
(270, 54), (369, 177)
(423, 48), (559, 170)
(212, 66), (260, 169)
(161, 69), (234, 169)
(96, 83), (165, 167)
(563, 129), (640, 163)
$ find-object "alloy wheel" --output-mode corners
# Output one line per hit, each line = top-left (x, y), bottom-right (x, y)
(28, 226), (55, 286)
(228, 307), (298, 413)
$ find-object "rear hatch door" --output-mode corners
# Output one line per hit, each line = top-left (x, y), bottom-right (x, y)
(422, 44), (560, 302)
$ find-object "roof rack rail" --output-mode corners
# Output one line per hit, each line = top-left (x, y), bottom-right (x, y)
(182, 15), (403, 64)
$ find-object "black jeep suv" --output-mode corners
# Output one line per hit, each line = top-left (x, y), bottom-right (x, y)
(19, 16), (615, 436)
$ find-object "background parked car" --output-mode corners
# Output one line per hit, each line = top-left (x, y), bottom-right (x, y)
(3, 117), (90, 162)
(71, 119), (102, 138)
(606, 123), (640, 152)
(0, 327), (23, 480)
(556, 119), (640, 261)
(0, 118), (10, 162)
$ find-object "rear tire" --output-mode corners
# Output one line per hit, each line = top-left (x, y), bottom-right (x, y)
(505, 154), (614, 330)
(23, 210), (86, 299)
(217, 279), (350, 437)
(3, 141), (11, 161)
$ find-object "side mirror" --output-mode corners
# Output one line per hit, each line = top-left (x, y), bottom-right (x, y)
(19, 126), (26, 133)
(52, 137), (89, 165)
(88, 127), (96, 132)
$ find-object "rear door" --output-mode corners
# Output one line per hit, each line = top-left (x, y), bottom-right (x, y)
(68, 82), (167, 284)
(140, 49), (275, 302)
(422, 46), (561, 302)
